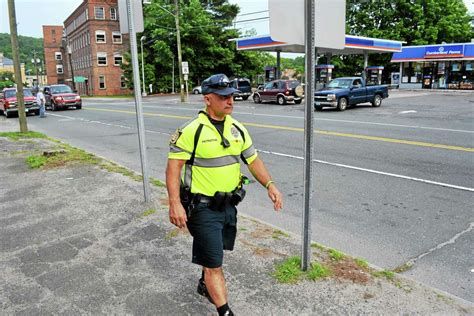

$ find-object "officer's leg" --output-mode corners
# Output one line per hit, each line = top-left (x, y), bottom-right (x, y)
(203, 266), (227, 308)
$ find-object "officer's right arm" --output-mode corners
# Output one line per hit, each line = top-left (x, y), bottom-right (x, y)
(166, 159), (187, 228)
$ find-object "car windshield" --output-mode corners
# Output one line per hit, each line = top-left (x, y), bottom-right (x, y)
(288, 81), (300, 88)
(51, 85), (73, 94)
(238, 80), (250, 87)
(327, 79), (353, 89)
(4, 89), (33, 98)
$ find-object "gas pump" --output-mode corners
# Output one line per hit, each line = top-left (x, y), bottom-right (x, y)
(365, 66), (384, 85)
(315, 64), (334, 89)
(264, 66), (277, 82)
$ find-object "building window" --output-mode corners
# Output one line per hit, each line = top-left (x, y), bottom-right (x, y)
(56, 65), (63, 74)
(51, 29), (56, 35)
(97, 52), (107, 66)
(85, 8), (89, 20)
(114, 54), (123, 66)
(110, 7), (117, 20)
(94, 7), (105, 19)
(112, 32), (122, 44)
(95, 30), (106, 43)
(87, 31), (90, 45)
(121, 76), (126, 89)
(99, 75), (106, 89)
(55, 52), (62, 60)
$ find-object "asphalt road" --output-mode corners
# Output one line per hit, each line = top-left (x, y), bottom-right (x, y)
(16, 90), (474, 301)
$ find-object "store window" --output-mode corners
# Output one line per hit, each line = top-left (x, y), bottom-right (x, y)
(99, 75), (106, 89)
(97, 52), (107, 66)
(95, 30), (106, 43)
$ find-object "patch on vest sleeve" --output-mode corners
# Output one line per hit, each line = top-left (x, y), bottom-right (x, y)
(169, 129), (181, 144)
(231, 126), (240, 139)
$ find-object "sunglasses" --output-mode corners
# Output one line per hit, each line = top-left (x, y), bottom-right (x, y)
(208, 77), (230, 89)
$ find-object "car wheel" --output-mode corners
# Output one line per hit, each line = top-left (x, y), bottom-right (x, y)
(277, 95), (286, 105)
(76, 105), (82, 110)
(51, 102), (57, 111)
(314, 105), (322, 111)
(242, 96), (249, 101)
(372, 94), (382, 107)
(294, 99), (302, 104)
(253, 94), (262, 104)
(5, 110), (11, 118)
(193, 89), (199, 95)
(35, 110), (40, 116)
(337, 97), (348, 111)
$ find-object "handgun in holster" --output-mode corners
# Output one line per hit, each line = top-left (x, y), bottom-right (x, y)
(180, 183), (194, 217)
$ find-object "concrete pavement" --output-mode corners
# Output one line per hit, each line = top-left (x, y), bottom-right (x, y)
(0, 120), (473, 314)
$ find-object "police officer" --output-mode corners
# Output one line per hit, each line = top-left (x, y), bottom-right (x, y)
(166, 74), (282, 315)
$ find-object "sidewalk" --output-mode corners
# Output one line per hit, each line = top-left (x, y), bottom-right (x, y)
(1, 123), (472, 314)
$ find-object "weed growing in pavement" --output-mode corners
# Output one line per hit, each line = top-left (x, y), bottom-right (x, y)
(0, 131), (47, 141)
(139, 208), (156, 218)
(307, 262), (331, 280)
(100, 162), (142, 181)
(373, 270), (395, 280)
(272, 229), (289, 239)
(273, 256), (303, 283)
(239, 227), (248, 231)
(165, 229), (179, 240)
(329, 249), (345, 261)
(150, 176), (165, 187)
(26, 155), (47, 168)
(355, 258), (369, 269)
(310, 242), (326, 250)
(393, 262), (414, 273)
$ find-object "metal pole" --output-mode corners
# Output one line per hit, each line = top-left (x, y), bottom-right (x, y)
(32, 51), (40, 87)
(126, 0), (151, 202)
(172, 57), (175, 93)
(363, 50), (368, 83)
(301, 0), (316, 271)
(68, 46), (76, 92)
(8, 0), (27, 133)
(174, 0), (186, 102)
(276, 50), (281, 79)
(140, 36), (147, 96)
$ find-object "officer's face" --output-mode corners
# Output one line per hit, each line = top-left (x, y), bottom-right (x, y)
(204, 93), (234, 120)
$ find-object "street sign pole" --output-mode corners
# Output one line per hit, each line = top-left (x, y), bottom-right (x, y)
(125, 0), (151, 202)
(301, 0), (316, 271)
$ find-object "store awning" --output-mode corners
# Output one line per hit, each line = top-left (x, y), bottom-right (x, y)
(233, 35), (403, 54)
(391, 43), (474, 62)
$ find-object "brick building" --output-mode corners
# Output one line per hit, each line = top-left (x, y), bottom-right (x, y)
(43, 0), (129, 96)
(42, 25), (66, 86)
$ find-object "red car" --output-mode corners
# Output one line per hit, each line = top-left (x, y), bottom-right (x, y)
(0, 88), (39, 118)
(253, 79), (304, 105)
(44, 84), (82, 111)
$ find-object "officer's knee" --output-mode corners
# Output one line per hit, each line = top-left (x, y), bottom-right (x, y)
(203, 266), (223, 276)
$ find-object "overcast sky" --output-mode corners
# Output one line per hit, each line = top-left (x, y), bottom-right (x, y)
(0, 0), (472, 39)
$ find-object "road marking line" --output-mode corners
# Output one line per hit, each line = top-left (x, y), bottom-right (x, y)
(83, 107), (474, 152)
(258, 149), (474, 192)
(87, 104), (474, 134)
(399, 110), (417, 114)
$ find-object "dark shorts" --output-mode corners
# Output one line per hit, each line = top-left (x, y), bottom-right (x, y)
(186, 201), (237, 268)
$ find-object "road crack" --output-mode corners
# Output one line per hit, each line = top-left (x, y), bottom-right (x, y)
(395, 222), (473, 273)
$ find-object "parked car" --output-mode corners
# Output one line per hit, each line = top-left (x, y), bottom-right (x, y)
(253, 79), (304, 105)
(230, 78), (252, 100)
(0, 88), (39, 118)
(192, 86), (202, 94)
(44, 84), (82, 111)
(314, 77), (388, 111)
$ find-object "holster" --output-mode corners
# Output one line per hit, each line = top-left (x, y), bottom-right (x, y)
(180, 184), (194, 217)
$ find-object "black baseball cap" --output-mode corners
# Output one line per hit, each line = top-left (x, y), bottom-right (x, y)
(201, 74), (240, 96)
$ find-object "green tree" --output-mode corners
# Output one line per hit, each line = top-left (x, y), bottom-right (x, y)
(127, 0), (273, 93)
(0, 33), (44, 76)
(0, 70), (15, 90)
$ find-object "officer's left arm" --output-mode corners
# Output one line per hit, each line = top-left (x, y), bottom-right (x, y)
(247, 157), (282, 211)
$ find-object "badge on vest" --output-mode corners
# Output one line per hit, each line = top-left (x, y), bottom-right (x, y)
(169, 129), (181, 144)
(230, 126), (240, 139)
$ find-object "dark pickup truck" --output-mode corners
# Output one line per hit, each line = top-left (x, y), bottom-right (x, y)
(314, 77), (388, 111)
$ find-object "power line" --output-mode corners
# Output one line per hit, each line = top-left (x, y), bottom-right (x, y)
(234, 17), (269, 24)
(236, 10), (268, 17)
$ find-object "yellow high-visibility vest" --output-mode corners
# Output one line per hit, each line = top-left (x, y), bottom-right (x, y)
(168, 111), (257, 196)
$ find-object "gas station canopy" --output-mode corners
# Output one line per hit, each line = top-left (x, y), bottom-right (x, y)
(234, 34), (403, 55)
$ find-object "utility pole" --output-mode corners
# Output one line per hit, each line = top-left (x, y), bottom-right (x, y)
(174, 0), (186, 102)
(32, 50), (40, 87)
(8, 0), (28, 133)
(67, 45), (76, 92)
